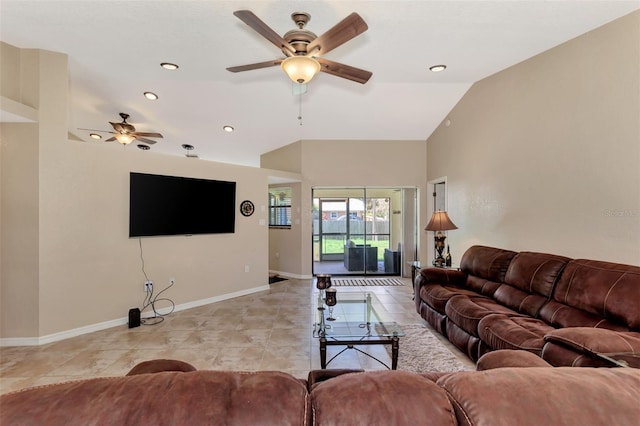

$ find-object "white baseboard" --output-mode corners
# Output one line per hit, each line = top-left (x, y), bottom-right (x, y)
(0, 285), (271, 347)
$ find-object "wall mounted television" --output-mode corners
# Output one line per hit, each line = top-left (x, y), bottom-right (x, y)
(129, 172), (236, 237)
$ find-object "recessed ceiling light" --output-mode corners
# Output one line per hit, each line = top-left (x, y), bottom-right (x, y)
(144, 91), (158, 100)
(89, 133), (102, 139)
(223, 125), (234, 133)
(429, 64), (447, 72)
(181, 144), (195, 150)
(160, 62), (179, 70)
(137, 144), (150, 150)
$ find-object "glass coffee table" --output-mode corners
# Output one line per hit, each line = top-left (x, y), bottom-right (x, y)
(313, 291), (405, 369)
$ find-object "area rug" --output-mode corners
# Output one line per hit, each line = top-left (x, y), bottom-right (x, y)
(332, 277), (404, 286)
(389, 324), (474, 373)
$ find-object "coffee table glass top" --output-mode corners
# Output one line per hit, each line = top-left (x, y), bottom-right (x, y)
(313, 291), (404, 339)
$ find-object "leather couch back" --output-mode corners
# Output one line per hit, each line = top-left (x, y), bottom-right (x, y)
(311, 368), (640, 426)
(437, 367), (640, 425)
(540, 259), (640, 330)
(0, 370), (310, 425)
(493, 252), (571, 316)
(4, 368), (640, 425)
(460, 246), (517, 295)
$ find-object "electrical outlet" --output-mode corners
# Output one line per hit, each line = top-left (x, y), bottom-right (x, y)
(144, 281), (153, 292)
(244, 265), (250, 273)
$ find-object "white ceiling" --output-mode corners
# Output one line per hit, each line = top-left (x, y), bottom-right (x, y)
(2, 1), (638, 167)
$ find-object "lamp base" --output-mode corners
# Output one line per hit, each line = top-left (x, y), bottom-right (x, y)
(432, 256), (445, 267)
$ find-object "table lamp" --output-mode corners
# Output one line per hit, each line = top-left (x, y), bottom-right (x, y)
(425, 211), (457, 266)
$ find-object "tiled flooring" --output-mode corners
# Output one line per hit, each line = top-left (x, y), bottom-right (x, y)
(1, 277), (473, 395)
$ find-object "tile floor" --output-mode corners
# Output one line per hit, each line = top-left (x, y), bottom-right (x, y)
(0, 277), (474, 395)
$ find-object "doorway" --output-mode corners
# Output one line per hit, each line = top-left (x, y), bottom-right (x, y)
(312, 187), (417, 276)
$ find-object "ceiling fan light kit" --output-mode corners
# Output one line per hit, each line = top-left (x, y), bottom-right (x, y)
(281, 56), (321, 84)
(115, 133), (136, 145)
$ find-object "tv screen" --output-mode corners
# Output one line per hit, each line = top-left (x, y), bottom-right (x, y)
(129, 172), (236, 237)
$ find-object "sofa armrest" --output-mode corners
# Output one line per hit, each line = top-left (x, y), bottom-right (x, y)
(476, 350), (552, 370)
(544, 328), (640, 367)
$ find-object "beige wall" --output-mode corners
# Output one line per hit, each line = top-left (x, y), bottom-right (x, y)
(260, 142), (302, 174)
(1, 44), (272, 341)
(427, 11), (640, 265)
(263, 139), (429, 277)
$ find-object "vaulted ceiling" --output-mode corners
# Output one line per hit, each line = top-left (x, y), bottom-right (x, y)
(2, 1), (638, 167)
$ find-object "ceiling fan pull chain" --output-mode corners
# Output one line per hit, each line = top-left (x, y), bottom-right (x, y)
(298, 88), (303, 126)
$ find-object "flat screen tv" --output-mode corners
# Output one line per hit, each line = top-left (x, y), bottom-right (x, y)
(129, 172), (236, 237)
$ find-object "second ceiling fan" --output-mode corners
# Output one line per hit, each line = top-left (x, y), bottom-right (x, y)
(227, 10), (372, 85)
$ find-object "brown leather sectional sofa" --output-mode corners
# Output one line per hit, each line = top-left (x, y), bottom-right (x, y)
(415, 245), (640, 366)
(2, 358), (639, 425)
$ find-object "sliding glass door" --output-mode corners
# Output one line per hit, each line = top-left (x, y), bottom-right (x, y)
(313, 187), (415, 276)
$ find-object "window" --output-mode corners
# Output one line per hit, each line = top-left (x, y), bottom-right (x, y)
(269, 187), (292, 228)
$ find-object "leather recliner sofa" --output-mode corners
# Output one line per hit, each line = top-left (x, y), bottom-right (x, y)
(414, 245), (640, 366)
(2, 358), (639, 425)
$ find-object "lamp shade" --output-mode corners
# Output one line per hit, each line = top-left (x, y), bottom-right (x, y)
(115, 133), (136, 145)
(425, 211), (458, 231)
(281, 56), (321, 84)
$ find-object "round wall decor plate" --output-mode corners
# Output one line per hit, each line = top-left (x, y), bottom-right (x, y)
(240, 200), (255, 217)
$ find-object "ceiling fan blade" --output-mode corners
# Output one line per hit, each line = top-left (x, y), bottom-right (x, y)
(134, 132), (163, 138)
(227, 59), (284, 73)
(233, 10), (295, 56)
(307, 12), (368, 56)
(105, 136), (117, 142)
(317, 58), (372, 84)
(135, 137), (157, 145)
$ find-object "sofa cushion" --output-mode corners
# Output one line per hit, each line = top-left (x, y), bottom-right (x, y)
(311, 371), (457, 426)
(503, 251), (571, 298)
(538, 299), (628, 330)
(0, 371), (310, 425)
(542, 328), (640, 367)
(437, 367), (640, 426)
(492, 284), (549, 317)
(419, 283), (480, 314)
(544, 327), (640, 355)
(459, 245), (517, 283)
(445, 294), (521, 336)
(478, 314), (554, 355)
(463, 275), (503, 296)
(545, 259), (640, 330)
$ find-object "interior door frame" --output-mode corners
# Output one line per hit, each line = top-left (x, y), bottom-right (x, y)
(427, 177), (448, 263)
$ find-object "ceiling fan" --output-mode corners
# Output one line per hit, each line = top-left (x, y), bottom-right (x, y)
(80, 113), (163, 145)
(227, 10), (372, 84)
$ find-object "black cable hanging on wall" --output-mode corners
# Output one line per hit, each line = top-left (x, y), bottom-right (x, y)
(138, 238), (175, 325)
